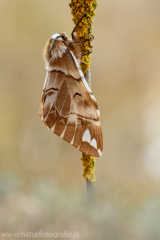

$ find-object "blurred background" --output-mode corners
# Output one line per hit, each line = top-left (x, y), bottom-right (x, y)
(1, 0), (160, 239)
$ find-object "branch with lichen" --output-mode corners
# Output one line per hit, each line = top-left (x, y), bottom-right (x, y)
(69, 0), (98, 74)
(81, 154), (96, 182)
(69, 1), (98, 206)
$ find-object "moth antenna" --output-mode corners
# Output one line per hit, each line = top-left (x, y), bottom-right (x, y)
(76, 50), (93, 58)
(70, 35), (94, 44)
(48, 35), (62, 53)
(71, 14), (88, 37)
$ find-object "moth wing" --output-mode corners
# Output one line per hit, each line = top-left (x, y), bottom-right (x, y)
(40, 48), (103, 157)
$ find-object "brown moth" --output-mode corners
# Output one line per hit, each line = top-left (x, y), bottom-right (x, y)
(39, 17), (103, 157)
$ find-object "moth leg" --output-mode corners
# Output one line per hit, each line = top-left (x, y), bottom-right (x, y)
(71, 14), (87, 37)
(76, 50), (93, 58)
(70, 35), (94, 45)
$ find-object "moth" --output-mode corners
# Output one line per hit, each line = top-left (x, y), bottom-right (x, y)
(39, 15), (103, 157)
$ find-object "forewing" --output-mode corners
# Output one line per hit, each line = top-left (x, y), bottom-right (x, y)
(40, 47), (103, 157)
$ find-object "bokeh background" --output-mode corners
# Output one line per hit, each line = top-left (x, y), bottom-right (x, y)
(1, 0), (160, 239)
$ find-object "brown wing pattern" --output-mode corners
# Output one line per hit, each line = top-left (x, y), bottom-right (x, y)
(40, 48), (103, 157)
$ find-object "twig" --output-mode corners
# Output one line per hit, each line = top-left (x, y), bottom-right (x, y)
(69, 0), (98, 208)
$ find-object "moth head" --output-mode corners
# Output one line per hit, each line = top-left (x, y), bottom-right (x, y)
(60, 32), (68, 41)
(43, 33), (68, 63)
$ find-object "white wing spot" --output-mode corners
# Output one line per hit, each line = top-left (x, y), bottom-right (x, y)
(97, 110), (100, 117)
(51, 124), (56, 132)
(90, 138), (97, 149)
(70, 138), (74, 145)
(82, 129), (91, 143)
(98, 149), (102, 156)
(60, 128), (66, 139)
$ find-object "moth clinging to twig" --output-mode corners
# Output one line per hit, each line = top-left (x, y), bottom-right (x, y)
(39, 15), (103, 157)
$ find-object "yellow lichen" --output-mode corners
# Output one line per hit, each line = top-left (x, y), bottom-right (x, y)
(69, 1), (98, 182)
(80, 154), (96, 182)
(69, 0), (98, 73)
